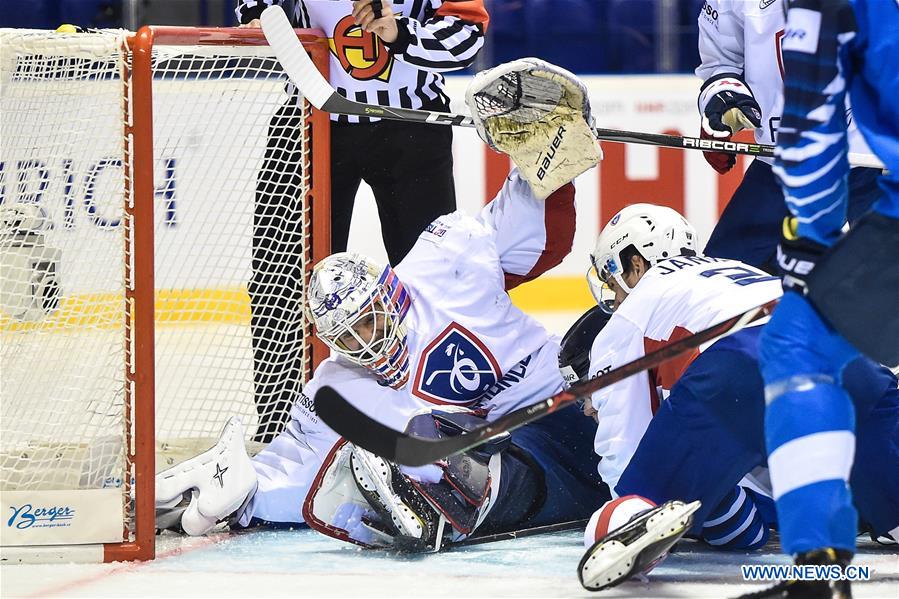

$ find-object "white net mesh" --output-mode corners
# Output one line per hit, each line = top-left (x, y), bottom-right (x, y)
(1, 29), (322, 543)
(1, 31), (130, 494)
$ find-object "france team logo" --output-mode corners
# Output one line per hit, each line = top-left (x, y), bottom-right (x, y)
(412, 322), (501, 405)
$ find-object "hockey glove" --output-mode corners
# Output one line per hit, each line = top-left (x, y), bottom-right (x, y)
(698, 74), (761, 174)
(775, 217), (828, 295)
(466, 58), (602, 199)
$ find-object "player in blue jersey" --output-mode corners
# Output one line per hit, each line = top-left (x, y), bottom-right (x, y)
(756, 0), (899, 597)
(695, 0), (885, 271)
(556, 219), (898, 593)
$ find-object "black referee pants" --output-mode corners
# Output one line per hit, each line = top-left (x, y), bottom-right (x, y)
(248, 101), (456, 441)
(329, 117), (456, 263)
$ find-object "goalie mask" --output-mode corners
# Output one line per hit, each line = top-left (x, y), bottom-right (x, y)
(306, 253), (411, 388)
(588, 204), (697, 312)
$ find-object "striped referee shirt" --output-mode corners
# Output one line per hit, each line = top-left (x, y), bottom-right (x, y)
(237, 0), (489, 123)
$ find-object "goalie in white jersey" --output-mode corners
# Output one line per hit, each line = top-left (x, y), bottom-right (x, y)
(574, 205), (899, 592)
(696, 0), (884, 269)
(155, 59), (609, 551)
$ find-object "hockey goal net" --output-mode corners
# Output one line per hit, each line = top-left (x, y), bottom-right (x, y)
(0, 27), (330, 562)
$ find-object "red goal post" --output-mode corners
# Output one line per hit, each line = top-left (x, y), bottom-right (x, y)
(0, 27), (330, 562)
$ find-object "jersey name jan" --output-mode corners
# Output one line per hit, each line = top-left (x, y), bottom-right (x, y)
(654, 255), (726, 275)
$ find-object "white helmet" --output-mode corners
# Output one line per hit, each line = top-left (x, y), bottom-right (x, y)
(306, 252), (411, 388)
(588, 204), (697, 309)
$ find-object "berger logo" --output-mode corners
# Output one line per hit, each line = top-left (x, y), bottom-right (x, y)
(536, 125), (567, 180)
(412, 322), (500, 405)
(6, 502), (76, 530)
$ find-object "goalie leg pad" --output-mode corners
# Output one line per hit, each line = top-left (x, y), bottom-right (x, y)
(807, 212), (899, 366)
(349, 447), (445, 551)
(302, 441), (395, 548)
(578, 497), (701, 592)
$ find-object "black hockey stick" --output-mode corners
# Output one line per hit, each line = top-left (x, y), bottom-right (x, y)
(314, 300), (777, 466)
(450, 519), (589, 548)
(260, 6), (883, 168)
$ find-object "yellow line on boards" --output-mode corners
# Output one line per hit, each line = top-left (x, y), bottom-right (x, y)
(1, 278), (593, 333)
(0, 288), (252, 333)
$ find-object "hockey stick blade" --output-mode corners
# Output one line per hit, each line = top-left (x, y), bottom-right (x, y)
(315, 301), (777, 466)
(261, 5), (473, 126)
(261, 6), (883, 168)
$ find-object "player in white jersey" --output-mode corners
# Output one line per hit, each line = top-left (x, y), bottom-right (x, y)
(155, 60), (609, 551)
(238, 0), (489, 442)
(696, 0), (884, 269)
(573, 204), (899, 592)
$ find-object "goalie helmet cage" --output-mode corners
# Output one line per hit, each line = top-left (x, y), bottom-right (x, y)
(0, 27), (330, 562)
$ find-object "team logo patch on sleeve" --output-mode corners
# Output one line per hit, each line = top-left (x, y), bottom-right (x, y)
(412, 322), (501, 405)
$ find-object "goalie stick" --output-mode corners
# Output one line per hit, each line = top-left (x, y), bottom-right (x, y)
(259, 6), (884, 169)
(314, 300), (778, 467)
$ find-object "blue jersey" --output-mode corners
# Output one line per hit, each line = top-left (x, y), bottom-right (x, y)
(774, 0), (899, 246)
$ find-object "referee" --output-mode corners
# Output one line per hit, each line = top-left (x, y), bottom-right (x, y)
(237, 0), (489, 441)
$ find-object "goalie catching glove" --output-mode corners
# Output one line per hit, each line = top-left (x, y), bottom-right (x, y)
(303, 408), (507, 552)
(466, 58), (602, 199)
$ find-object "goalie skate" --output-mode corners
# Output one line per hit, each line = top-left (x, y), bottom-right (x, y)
(578, 499), (701, 592)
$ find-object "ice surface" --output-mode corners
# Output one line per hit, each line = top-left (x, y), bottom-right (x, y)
(2, 529), (898, 598)
(3, 312), (897, 598)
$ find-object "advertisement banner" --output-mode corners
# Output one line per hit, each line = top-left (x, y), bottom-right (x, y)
(2, 74), (751, 315)
(1, 489), (124, 546)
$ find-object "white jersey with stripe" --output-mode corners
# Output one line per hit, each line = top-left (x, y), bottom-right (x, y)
(237, 0), (487, 123)
(587, 256), (782, 493)
(696, 0), (872, 164)
(243, 169), (576, 525)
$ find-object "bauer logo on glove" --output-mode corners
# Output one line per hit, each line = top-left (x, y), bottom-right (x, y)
(466, 58), (603, 199)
